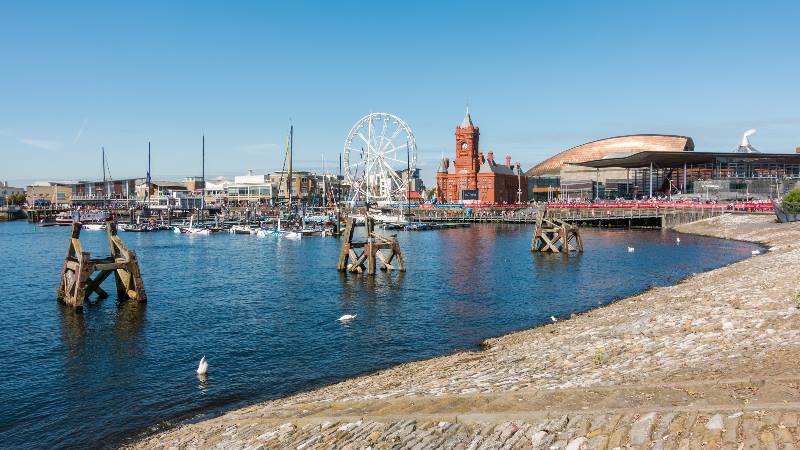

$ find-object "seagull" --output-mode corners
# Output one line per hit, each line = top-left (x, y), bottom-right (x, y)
(627, 247), (635, 253)
(751, 250), (760, 255)
(338, 314), (357, 322)
(197, 356), (208, 375)
(550, 316), (558, 323)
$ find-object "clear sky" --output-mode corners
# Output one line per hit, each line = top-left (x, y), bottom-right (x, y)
(1, 0), (798, 187)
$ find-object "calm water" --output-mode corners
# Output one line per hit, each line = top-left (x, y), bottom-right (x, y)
(0, 220), (760, 449)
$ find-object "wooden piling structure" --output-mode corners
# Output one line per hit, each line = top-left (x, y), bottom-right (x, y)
(337, 216), (405, 275)
(57, 222), (147, 309)
(531, 208), (583, 253)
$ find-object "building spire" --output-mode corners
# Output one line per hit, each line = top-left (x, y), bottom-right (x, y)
(460, 105), (473, 128)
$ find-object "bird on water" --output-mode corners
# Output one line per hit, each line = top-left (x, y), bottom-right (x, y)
(676, 237), (681, 244)
(550, 316), (558, 323)
(338, 314), (357, 322)
(197, 356), (208, 375)
(627, 246), (635, 253)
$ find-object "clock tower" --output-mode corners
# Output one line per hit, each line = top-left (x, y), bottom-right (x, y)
(454, 108), (480, 173)
(435, 107), (528, 205)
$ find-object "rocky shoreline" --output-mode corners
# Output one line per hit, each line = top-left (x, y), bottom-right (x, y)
(129, 214), (800, 449)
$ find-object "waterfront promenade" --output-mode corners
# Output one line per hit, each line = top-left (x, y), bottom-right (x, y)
(131, 214), (800, 449)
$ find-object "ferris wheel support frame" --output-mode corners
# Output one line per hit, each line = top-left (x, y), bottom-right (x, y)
(343, 112), (417, 205)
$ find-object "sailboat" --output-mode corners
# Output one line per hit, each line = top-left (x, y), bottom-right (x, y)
(256, 216), (302, 239)
(175, 215), (210, 235)
(256, 125), (302, 240)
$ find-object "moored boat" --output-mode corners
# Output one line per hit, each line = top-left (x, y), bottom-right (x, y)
(55, 210), (112, 225)
(229, 225), (257, 235)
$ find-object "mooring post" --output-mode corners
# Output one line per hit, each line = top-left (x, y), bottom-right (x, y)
(531, 207), (583, 254)
(57, 220), (147, 309)
(337, 217), (355, 271)
(337, 214), (405, 274)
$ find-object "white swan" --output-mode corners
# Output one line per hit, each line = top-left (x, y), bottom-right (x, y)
(627, 247), (635, 253)
(197, 356), (208, 375)
(338, 314), (357, 322)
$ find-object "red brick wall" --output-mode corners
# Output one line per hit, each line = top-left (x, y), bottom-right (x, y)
(435, 117), (528, 204)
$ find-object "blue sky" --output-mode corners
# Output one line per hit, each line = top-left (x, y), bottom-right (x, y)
(1, 0), (798, 186)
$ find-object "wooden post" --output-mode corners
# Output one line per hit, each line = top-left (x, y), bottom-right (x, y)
(367, 238), (376, 275)
(337, 217), (355, 271)
(57, 221), (147, 309)
(337, 214), (405, 275)
(532, 208), (583, 254)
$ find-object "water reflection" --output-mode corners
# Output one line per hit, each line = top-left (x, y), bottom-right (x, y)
(196, 373), (209, 393)
(113, 300), (146, 343)
(338, 267), (407, 304)
(57, 303), (86, 357)
(1, 221), (763, 449)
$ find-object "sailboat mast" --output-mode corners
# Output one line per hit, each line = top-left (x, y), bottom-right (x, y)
(287, 125), (293, 208)
(146, 142), (151, 202)
(201, 134), (205, 210)
(102, 147), (106, 182)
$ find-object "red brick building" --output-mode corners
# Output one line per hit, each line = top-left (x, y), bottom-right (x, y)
(435, 110), (528, 204)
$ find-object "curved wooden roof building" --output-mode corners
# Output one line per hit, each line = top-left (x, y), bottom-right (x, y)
(526, 134), (695, 176)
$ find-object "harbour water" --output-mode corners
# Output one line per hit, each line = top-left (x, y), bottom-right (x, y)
(0, 221), (761, 449)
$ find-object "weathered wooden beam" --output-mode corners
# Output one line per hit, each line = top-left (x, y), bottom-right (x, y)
(337, 218), (355, 271)
(126, 251), (147, 302)
(393, 240), (405, 271)
(367, 240), (377, 275)
(84, 270), (114, 298)
(94, 262), (128, 271)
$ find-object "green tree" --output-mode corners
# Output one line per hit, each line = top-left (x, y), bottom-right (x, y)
(5, 192), (25, 206)
(784, 187), (800, 214)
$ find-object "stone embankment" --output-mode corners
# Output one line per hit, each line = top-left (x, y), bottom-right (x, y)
(130, 214), (800, 449)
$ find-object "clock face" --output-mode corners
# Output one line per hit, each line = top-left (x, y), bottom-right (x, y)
(461, 142), (468, 150)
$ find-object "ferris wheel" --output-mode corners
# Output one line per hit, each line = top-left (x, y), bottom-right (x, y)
(343, 112), (417, 204)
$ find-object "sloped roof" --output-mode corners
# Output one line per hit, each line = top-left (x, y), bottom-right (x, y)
(526, 134), (695, 176)
(576, 151), (800, 169)
(479, 160), (516, 175)
(460, 110), (473, 128)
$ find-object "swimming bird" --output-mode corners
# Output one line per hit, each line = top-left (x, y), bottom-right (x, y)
(197, 356), (208, 375)
(338, 314), (357, 322)
(751, 250), (760, 255)
(550, 316), (558, 323)
(627, 246), (635, 253)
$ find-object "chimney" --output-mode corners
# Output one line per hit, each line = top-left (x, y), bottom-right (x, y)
(505, 155), (512, 168)
(487, 151), (494, 163)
